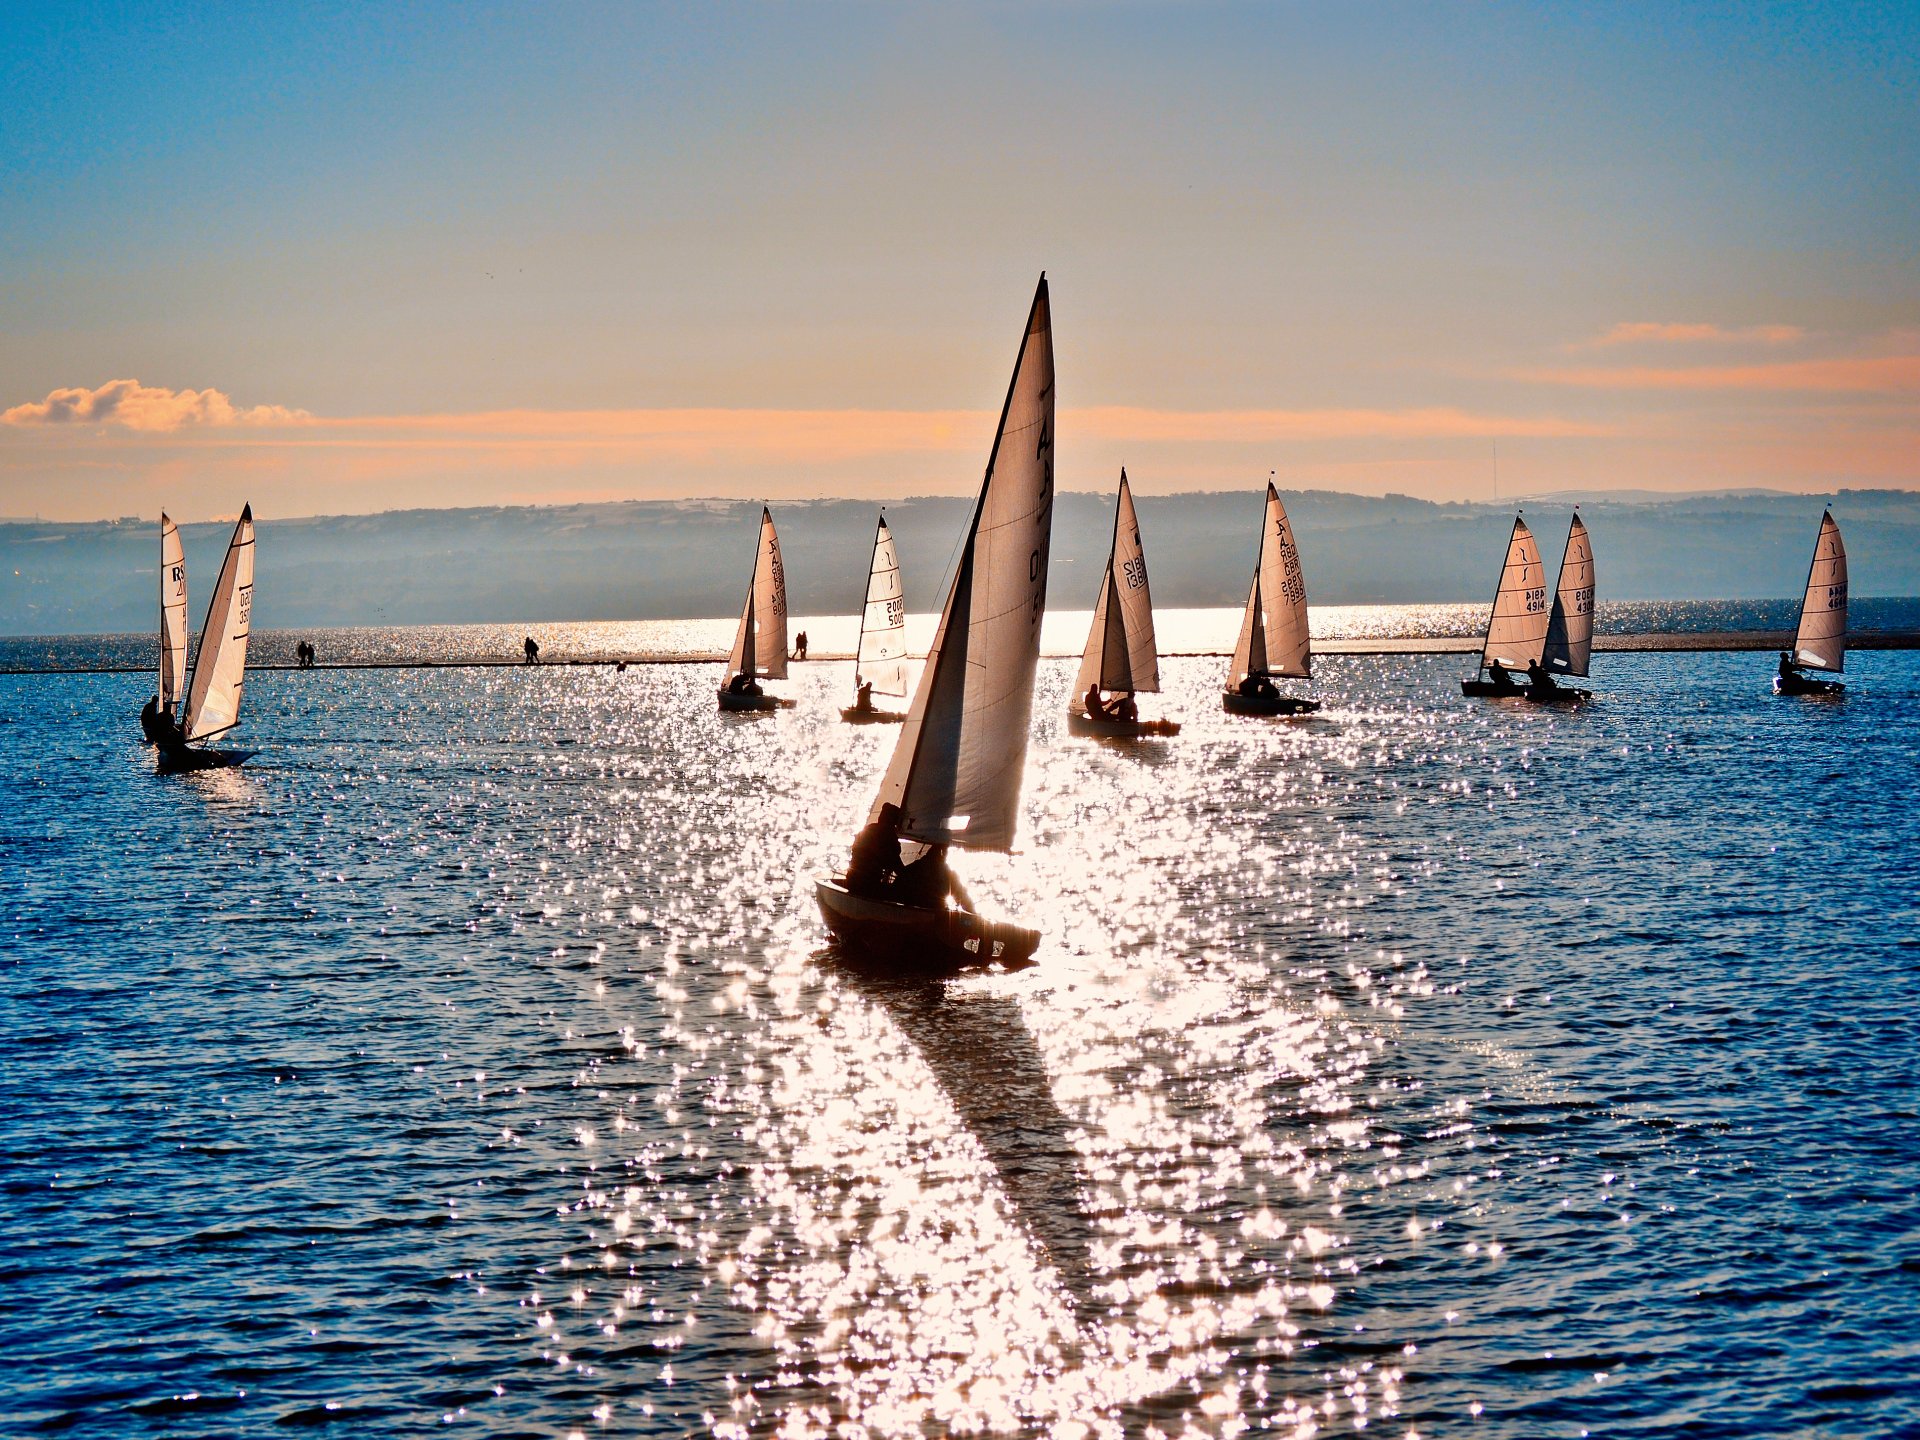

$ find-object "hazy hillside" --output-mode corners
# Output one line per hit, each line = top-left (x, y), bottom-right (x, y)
(4, 489), (1917, 634)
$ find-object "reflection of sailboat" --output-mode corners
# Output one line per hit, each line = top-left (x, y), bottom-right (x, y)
(1068, 469), (1179, 737)
(158, 506), (257, 772)
(839, 966), (1096, 1314)
(842, 514), (909, 724)
(140, 512), (189, 744)
(1222, 480), (1319, 715)
(1463, 515), (1590, 702)
(718, 506), (794, 711)
(815, 275), (1055, 970)
(1775, 510), (1847, 696)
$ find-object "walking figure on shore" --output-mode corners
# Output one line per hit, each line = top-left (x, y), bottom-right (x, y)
(524, 635), (539, 665)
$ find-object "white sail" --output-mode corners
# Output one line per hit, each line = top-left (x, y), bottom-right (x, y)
(871, 275), (1055, 853)
(725, 507), (788, 681)
(182, 505), (255, 742)
(1478, 517), (1549, 671)
(159, 512), (188, 713)
(1793, 510), (1847, 672)
(1541, 513), (1595, 678)
(855, 515), (909, 698)
(1073, 469), (1161, 697)
(1226, 482), (1310, 688)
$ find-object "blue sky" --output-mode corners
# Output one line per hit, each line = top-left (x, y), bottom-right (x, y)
(2, 1), (1915, 519)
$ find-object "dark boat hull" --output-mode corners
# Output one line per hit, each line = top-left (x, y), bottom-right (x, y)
(157, 745), (256, 774)
(717, 689), (793, 712)
(840, 706), (906, 724)
(1065, 710), (1180, 737)
(1222, 691), (1319, 716)
(1774, 674), (1845, 696)
(814, 879), (1040, 971)
(1462, 679), (1590, 703)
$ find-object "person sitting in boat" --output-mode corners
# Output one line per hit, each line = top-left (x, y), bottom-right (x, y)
(1777, 650), (1802, 683)
(845, 802), (904, 897)
(727, 671), (763, 697)
(1114, 693), (1139, 722)
(1486, 660), (1521, 693)
(1237, 673), (1279, 701)
(140, 695), (166, 743)
(1084, 682), (1115, 720)
(852, 678), (874, 713)
(898, 842), (972, 912)
(152, 715), (191, 768)
(1525, 659), (1558, 697)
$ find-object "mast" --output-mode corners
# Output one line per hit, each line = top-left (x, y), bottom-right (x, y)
(870, 274), (1054, 853)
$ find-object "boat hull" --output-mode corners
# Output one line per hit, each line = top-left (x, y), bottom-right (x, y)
(1065, 710), (1180, 737)
(717, 689), (792, 712)
(1774, 673), (1845, 696)
(1461, 679), (1590, 703)
(1222, 691), (1319, 716)
(840, 706), (906, 724)
(157, 745), (255, 774)
(814, 879), (1040, 971)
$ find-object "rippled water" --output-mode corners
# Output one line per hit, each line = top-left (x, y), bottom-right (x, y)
(3, 649), (1917, 1437)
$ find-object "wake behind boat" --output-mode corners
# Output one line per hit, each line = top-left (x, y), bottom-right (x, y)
(1461, 514), (1589, 703)
(1069, 469), (1179, 738)
(816, 274), (1055, 972)
(1775, 510), (1847, 696)
(841, 513), (910, 724)
(718, 507), (795, 711)
(157, 505), (257, 773)
(1222, 480), (1319, 716)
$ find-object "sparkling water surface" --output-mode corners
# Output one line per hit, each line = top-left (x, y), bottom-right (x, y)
(3, 646), (1917, 1437)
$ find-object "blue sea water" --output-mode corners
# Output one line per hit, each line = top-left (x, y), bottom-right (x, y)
(2, 645), (1917, 1437)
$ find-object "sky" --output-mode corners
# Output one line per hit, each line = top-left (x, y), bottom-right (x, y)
(2, 1), (1916, 522)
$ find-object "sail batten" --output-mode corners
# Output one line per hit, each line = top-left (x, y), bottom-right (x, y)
(872, 277), (1055, 853)
(1226, 483), (1310, 688)
(726, 507), (788, 680)
(1478, 517), (1550, 670)
(159, 513), (188, 713)
(1793, 510), (1847, 672)
(1073, 469), (1160, 697)
(855, 516), (909, 697)
(1541, 514), (1595, 677)
(182, 506), (255, 742)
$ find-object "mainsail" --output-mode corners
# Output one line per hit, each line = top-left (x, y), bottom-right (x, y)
(1073, 469), (1160, 697)
(1541, 513), (1595, 677)
(182, 505), (255, 742)
(159, 512), (189, 713)
(1226, 482), (1310, 688)
(725, 507), (788, 680)
(871, 275), (1055, 852)
(1792, 510), (1847, 673)
(1478, 517), (1549, 671)
(855, 515), (909, 698)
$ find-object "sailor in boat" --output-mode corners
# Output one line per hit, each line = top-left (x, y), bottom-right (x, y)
(1236, 673), (1280, 702)
(151, 712), (192, 768)
(1525, 659), (1559, 699)
(1776, 649), (1806, 691)
(852, 678), (875, 714)
(1485, 660), (1522, 694)
(898, 842), (972, 911)
(726, 670), (764, 698)
(139, 695), (167, 744)
(845, 803), (905, 897)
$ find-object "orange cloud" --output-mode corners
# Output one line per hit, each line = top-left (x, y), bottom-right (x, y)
(1580, 321), (1806, 348)
(1517, 354), (1920, 394)
(1, 379), (309, 431)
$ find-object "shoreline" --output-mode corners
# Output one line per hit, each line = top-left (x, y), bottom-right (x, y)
(5, 629), (1916, 676)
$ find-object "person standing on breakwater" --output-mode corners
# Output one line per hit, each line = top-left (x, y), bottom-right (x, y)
(793, 630), (808, 661)
(524, 635), (539, 665)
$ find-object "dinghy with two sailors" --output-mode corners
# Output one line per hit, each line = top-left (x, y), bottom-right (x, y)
(1067, 469), (1179, 737)
(1222, 481), (1319, 716)
(816, 275), (1055, 971)
(718, 507), (795, 711)
(1774, 510), (1847, 696)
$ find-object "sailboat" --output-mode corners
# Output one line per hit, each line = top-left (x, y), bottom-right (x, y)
(717, 506), (794, 711)
(1222, 480), (1319, 715)
(841, 514), (910, 724)
(1068, 468), (1178, 736)
(1774, 510), (1847, 696)
(158, 505), (257, 772)
(1536, 513), (1596, 700)
(815, 274), (1055, 970)
(139, 512), (189, 744)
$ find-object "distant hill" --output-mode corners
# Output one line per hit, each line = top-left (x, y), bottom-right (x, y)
(3, 489), (1916, 634)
